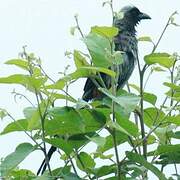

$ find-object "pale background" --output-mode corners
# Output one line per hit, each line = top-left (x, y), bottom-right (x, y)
(0, 0), (180, 179)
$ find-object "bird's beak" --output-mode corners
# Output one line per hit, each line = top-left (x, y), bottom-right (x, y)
(139, 12), (151, 20)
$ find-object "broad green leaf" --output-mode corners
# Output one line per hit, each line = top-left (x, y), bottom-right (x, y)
(45, 107), (85, 135)
(78, 108), (107, 133)
(74, 50), (89, 68)
(45, 79), (66, 90)
(9, 169), (35, 179)
(144, 53), (175, 68)
(46, 66), (115, 90)
(126, 152), (167, 180)
(97, 131), (128, 153)
(91, 26), (118, 38)
(51, 166), (71, 177)
(165, 115), (180, 125)
(84, 33), (112, 68)
(156, 152), (180, 165)
(23, 101), (48, 130)
(62, 173), (81, 180)
(80, 66), (116, 77)
(67, 133), (94, 150)
(116, 113), (139, 137)
(133, 135), (156, 146)
(5, 59), (29, 71)
(0, 119), (28, 135)
(138, 36), (153, 42)
(107, 121), (131, 136)
(99, 88), (140, 114)
(28, 101), (49, 130)
(144, 107), (165, 127)
(155, 125), (176, 145)
(0, 74), (46, 91)
(163, 82), (180, 91)
(46, 68), (92, 90)
(43, 91), (77, 103)
(23, 107), (37, 119)
(173, 131), (180, 139)
(143, 92), (157, 105)
(1, 143), (35, 176)
(76, 152), (95, 171)
(91, 165), (116, 178)
(45, 138), (73, 155)
(86, 136), (106, 147)
(157, 144), (180, 155)
(156, 145), (180, 165)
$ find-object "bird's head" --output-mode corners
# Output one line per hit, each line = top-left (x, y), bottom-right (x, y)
(115, 6), (151, 32)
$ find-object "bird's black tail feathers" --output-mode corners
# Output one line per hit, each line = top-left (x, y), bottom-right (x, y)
(37, 146), (57, 175)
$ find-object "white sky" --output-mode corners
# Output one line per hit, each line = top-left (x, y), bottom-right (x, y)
(0, 0), (180, 179)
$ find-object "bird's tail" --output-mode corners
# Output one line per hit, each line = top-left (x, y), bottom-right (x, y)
(37, 146), (57, 175)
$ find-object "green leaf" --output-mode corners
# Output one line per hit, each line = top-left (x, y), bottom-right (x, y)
(86, 136), (106, 147)
(165, 115), (180, 125)
(84, 33), (112, 68)
(76, 152), (95, 171)
(51, 166), (71, 177)
(1, 119), (28, 135)
(126, 152), (167, 180)
(99, 88), (140, 114)
(138, 36), (153, 42)
(78, 108), (107, 133)
(43, 91), (77, 103)
(9, 169), (35, 179)
(156, 152), (180, 165)
(91, 26), (118, 38)
(144, 107), (165, 127)
(79, 66), (116, 78)
(143, 92), (157, 105)
(97, 131), (128, 153)
(157, 144), (180, 155)
(5, 59), (29, 70)
(67, 133), (94, 150)
(156, 145), (180, 165)
(91, 165), (116, 178)
(164, 82), (180, 91)
(45, 107), (85, 136)
(1, 143), (35, 176)
(23, 101), (48, 130)
(155, 125), (176, 145)
(74, 50), (89, 68)
(45, 138), (73, 155)
(45, 79), (66, 90)
(46, 67), (93, 90)
(107, 121), (131, 136)
(144, 53), (175, 68)
(0, 74), (46, 91)
(116, 113), (139, 137)
(62, 173), (81, 180)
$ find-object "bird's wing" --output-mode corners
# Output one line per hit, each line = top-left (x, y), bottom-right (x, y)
(114, 32), (138, 88)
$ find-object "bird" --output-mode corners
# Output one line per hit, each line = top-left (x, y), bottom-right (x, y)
(82, 5), (151, 101)
(37, 5), (151, 175)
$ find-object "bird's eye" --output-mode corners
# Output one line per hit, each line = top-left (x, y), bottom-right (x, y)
(130, 7), (140, 16)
